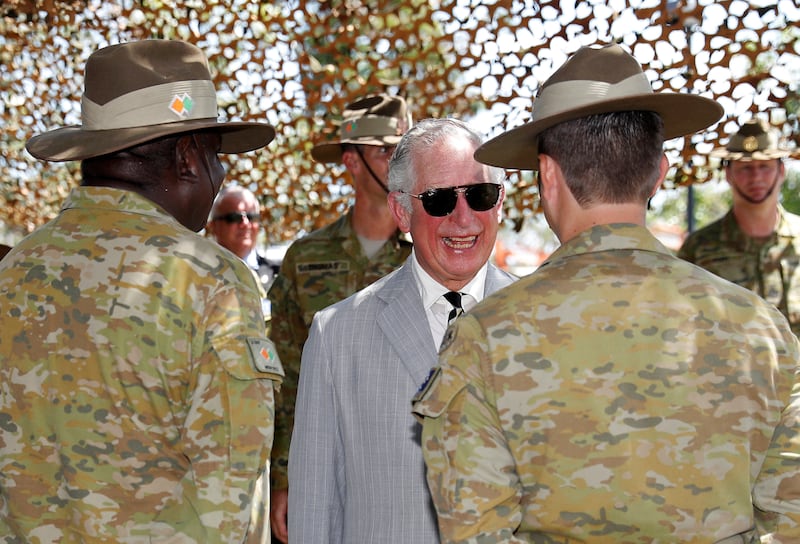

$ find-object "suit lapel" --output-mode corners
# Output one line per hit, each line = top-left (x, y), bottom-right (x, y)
(376, 262), (515, 388)
(376, 262), (439, 388)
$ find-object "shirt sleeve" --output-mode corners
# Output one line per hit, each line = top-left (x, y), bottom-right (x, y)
(413, 315), (526, 544)
(288, 313), (345, 544)
(154, 275), (282, 542)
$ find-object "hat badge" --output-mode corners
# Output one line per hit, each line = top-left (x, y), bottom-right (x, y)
(343, 120), (358, 135)
(169, 93), (194, 118)
(742, 135), (759, 152)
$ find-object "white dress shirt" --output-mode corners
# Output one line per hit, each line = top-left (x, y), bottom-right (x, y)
(410, 249), (489, 348)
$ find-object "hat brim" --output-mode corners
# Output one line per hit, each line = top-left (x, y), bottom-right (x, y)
(709, 148), (792, 161)
(26, 119), (275, 162)
(310, 134), (405, 163)
(474, 93), (723, 170)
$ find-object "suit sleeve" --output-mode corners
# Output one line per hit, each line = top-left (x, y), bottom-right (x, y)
(413, 315), (526, 544)
(288, 312), (345, 544)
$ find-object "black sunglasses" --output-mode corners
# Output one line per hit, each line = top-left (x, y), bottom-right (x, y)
(403, 183), (502, 217)
(213, 211), (260, 224)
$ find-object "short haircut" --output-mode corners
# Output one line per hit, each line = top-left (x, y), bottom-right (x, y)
(538, 110), (664, 206)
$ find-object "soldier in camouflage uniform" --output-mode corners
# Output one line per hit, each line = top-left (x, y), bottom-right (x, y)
(0, 40), (284, 543)
(679, 119), (800, 335)
(266, 94), (412, 542)
(413, 44), (800, 543)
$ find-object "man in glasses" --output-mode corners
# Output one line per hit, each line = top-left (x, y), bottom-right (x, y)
(207, 185), (280, 325)
(679, 119), (800, 335)
(288, 118), (516, 543)
(412, 44), (800, 542)
(267, 94), (413, 542)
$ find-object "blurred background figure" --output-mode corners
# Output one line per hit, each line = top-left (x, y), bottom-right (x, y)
(207, 185), (280, 326)
(679, 118), (800, 335)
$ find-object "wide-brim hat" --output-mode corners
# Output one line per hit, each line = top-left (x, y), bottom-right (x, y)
(26, 40), (275, 162)
(475, 44), (724, 170)
(311, 94), (412, 163)
(710, 118), (792, 161)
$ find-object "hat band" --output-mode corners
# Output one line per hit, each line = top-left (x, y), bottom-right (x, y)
(81, 80), (218, 130)
(729, 133), (776, 153)
(340, 116), (400, 140)
(532, 73), (653, 121)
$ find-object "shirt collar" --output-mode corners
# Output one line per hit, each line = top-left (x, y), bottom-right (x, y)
(243, 249), (260, 269)
(410, 248), (489, 312)
(540, 223), (671, 269)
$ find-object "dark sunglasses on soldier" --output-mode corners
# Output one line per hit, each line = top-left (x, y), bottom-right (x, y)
(214, 211), (260, 224)
(403, 183), (502, 217)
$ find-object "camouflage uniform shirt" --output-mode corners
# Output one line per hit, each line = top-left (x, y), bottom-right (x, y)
(267, 209), (412, 489)
(0, 187), (284, 543)
(679, 206), (800, 335)
(413, 223), (800, 543)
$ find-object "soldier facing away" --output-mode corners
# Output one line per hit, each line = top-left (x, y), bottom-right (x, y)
(0, 40), (283, 542)
(413, 44), (800, 542)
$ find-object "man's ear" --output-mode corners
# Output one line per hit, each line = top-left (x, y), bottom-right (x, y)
(387, 192), (412, 233)
(175, 135), (200, 182)
(537, 154), (560, 204)
(342, 148), (359, 174)
(651, 154), (668, 197)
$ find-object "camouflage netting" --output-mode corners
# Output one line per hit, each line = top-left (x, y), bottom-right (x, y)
(1, 0), (798, 241)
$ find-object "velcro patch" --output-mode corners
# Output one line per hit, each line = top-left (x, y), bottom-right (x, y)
(246, 337), (285, 377)
(412, 366), (441, 405)
(297, 261), (350, 273)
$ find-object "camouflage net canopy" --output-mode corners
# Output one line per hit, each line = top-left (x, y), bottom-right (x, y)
(1, 0), (798, 241)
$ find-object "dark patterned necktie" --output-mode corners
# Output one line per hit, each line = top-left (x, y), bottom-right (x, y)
(443, 291), (464, 325)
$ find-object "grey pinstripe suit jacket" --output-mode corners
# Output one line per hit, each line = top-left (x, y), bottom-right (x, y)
(288, 257), (516, 543)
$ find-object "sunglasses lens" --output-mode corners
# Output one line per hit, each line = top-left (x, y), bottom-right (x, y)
(465, 184), (501, 211)
(421, 190), (458, 217)
(218, 212), (259, 224)
(414, 184), (501, 217)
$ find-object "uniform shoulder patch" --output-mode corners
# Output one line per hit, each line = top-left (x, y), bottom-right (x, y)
(246, 337), (285, 377)
(412, 366), (441, 405)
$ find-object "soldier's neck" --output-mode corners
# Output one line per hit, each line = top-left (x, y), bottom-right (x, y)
(351, 195), (396, 241)
(732, 203), (779, 239)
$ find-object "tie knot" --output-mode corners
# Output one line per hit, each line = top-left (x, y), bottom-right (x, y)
(443, 291), (463, 310)
(443, 291), (464, 325)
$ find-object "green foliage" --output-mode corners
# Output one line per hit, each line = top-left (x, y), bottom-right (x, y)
(780, 164), (800, 215)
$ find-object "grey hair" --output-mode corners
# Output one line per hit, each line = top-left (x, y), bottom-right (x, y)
(210, 184), (260, 219)
(388, 117), (503, 212)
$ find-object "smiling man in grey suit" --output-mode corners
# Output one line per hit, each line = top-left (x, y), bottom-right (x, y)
(287, 117), (517, 543)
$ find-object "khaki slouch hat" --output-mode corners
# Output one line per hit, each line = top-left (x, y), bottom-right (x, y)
(27, 39), (275, 162)
(710, 118), (793, 162)
(311, 94), (412, 163)
(475, 44), (724, 170)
